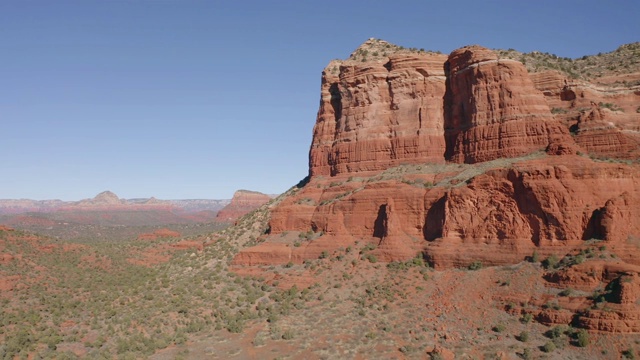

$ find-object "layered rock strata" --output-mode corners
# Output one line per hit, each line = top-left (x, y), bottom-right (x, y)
(444, 46), (575, 163)
(233, 41), (640, 333)
(235, 40), (640, 271)
(310, 51), (448, 177)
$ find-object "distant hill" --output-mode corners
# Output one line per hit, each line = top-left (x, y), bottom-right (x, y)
(0, 191), (232, 242)
(0, 191), (230, 215)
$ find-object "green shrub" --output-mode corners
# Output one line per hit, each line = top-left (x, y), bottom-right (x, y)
(468, 261), (483, 270)
(622, 348), (637, 359)
(547, 325), (566, 339)
(542, 341), (556, 352)
(493, 324), (506, 333)
(411, 257), (425, 267)
(531, 251), (539, 263)
(518, 331), (529, 342)
(543, 254), (559, 269)
(599, 102), (623, 112)
(521, 313), (533, 324)
(282, 329), (295, 340)
(558, 288), (574, 297)
(575, 329), (589, 347)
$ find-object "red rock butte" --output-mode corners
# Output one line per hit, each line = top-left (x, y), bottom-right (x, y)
(216, 190), (272, 223)
(234, 41), (640, 332)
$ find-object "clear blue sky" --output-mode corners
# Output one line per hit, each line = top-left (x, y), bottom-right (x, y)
(1, 1), (638, 200)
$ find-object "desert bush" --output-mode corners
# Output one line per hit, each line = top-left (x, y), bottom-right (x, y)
(599, 102), (623, 112)
(468, 261), (483, 270)
(520, 313), (533, 324)
(531, 250), (539, 263)
(542, 341), (556, 352)
(518, 331), (529, 342)
(492, 324), (506, 333)
(622, 348), (637, 359)
(574, 329), (589, 347)
(542, 254), (559, 269)
(546, 325), (567, 339)
(361, 243), (377, 253)
(282, 329), (295, 340)
(558, 288), (574, 297)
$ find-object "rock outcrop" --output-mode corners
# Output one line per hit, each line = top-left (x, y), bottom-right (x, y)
(216, 190), (272, 222)
(529, 70), (640, 160)
(310, 42), (448, 177)
(235, 40), (640, 277)
(231, 40), (640, 334)
(444, 46), (575, 163)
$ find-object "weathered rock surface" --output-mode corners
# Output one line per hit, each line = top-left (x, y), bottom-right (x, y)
(529, 70), (640, 160)
(310, 44), (448, 177)
(234, 42), (640, 333)
(216, 190), (272, 222)
(444, 46), (576, 163)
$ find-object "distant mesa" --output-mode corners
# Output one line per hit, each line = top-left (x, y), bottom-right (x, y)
(216, 190), (272, 223)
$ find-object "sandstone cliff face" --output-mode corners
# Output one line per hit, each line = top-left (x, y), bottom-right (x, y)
(444, 46), (575, 163)
(216, 190), (271, 222)
(233, 41), (640, 333)
(310, 43), (579, 178)
(310, 50), (448, 177)
(236, 41), (640, 271)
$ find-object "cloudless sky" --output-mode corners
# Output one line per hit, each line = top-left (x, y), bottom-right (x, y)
(1, 0), (638, 200)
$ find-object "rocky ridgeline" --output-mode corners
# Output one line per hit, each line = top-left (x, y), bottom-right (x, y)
(233, 40), (640, 333)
